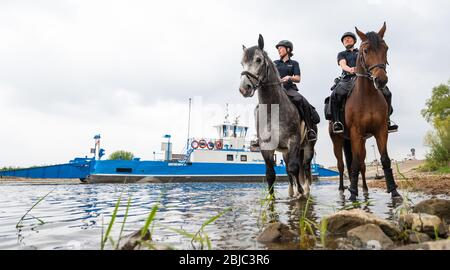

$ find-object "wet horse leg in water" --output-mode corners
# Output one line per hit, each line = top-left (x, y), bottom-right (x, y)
(261, 150), (276, 197)
(348, 128), (364, 201)
(343, 139), (352, 193)
(302, 143), (315, 197)
(283, 153), (295, 197)
(332, 134), (346, 194)
(374, 130), (402, 200)
(360, 144), (369, 196)
(288, 137), (303, 198)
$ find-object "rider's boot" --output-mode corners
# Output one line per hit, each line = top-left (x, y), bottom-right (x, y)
(388, 120), (398, 133)
(331, 100), (344, 134)
(300, 100), (317, 142)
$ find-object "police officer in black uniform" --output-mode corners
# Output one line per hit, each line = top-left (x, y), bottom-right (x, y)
(275, 40), (318, 141)
(330, 32), (398, 133)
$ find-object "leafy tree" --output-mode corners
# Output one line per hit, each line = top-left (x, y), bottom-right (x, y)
(108, 150), (134, 161)
(420, 80), (450, 171)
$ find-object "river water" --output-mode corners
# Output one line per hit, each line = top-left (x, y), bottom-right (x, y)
(0, 180), (441, 250)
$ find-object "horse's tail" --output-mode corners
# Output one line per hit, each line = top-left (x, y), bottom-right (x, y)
(299, 120), (307, 145)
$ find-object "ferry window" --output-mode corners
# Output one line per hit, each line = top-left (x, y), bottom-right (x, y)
(226, 154), (234, 161)
(116, 168), (132, 173)
(240, 155), (247, 162)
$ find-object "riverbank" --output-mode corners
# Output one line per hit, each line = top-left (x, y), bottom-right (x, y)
(367, 173), (450, 196)
(327, 159), (450, 196)
(365, 159), (450, 195)
(0, 177), (81, 185)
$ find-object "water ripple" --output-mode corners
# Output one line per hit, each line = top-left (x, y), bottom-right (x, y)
(0, 181), (444, 249)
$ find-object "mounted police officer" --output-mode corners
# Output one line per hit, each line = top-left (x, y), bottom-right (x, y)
(330, 32), (398, 134)
(275, 40), (319, 141)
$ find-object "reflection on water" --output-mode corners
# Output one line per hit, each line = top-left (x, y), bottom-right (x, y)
(0, 180), (443, 250)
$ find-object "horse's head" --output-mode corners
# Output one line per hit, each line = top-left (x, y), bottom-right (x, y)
(355, 22), (389, 90)
(239, 34), (270, 97)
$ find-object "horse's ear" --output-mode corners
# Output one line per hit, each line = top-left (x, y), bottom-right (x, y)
(258, 34), (264, 50)
(355, 27), (367, 42)
(378, 22), (387, 39)
(242, 45), (247, 52)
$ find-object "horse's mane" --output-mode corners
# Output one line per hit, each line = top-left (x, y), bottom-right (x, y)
(365, 31), (383, 49)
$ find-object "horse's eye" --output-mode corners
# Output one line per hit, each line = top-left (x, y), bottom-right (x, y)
(256, 57), (262, 63)
(363, 49), (369, 54)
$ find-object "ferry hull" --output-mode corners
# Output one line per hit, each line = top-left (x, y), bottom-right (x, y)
(87, 174), (289, 184)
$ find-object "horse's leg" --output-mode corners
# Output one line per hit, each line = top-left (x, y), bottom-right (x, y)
(283, 153), (294, 197)
(332, 133), (345, 194)
(302, 143), (315, 198)
(349, 128), (364, 201)
(374, 131), (402, 200)
(261, 150), (276, 197)
(361, 143), (369, 196)
(343, 139), (352, 182)
(298, 149), (306, 198)
(287, 139), (303, 198)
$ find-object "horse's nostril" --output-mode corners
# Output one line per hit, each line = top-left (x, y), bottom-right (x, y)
(246, 84), (252, 90)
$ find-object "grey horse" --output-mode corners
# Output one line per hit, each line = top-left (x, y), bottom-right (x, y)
(239, 34), (316, 198)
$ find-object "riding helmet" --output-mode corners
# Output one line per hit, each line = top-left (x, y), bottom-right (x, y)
(341, 32), (357, 43)
(275, 40), (293, 51)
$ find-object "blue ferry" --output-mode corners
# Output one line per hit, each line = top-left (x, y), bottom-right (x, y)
(0, 113), (338, 183)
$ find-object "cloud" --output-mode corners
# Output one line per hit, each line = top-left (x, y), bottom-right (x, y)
(0, 0), (448, 167)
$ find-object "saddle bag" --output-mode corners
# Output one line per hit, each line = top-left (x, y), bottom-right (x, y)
(324, 96), (332, 121)
(310, 105), (321, 125)
(330, 77), (341, 91)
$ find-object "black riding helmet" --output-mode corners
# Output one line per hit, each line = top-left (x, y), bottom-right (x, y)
(341, 32), (357, 43)
(275, 40), (293, 51)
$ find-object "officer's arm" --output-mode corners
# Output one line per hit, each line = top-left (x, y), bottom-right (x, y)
(290, 62), (301, 83)
(339, 59), (354, 74)
(289, 75), (301, 83)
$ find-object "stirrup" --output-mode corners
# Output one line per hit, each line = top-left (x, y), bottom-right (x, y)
(307, 129), (317, 141)
(388, 121), (398, 133)
(332, 122), (344, 134)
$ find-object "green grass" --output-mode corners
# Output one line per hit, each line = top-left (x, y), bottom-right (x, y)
(298, 195), (316, 249)
(437, 165), (450, 174)
(141, 203), (159, 238)
(256, 185), (278, 228)
(101, 193), (122, 250)
(16, 188), (55, 229)
(99, 191), (232, 250)
(418, 162), (450, 174)
(339, 199), (375, 211)
(395, 161), (408, 180)
(115, 196), (132, 249)
(191, 207), (232, 250)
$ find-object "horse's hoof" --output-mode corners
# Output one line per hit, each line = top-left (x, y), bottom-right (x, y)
(288, 186), (294, 197)
(349, 194), (358, 202)
(363, 190), (369, 196)
(339, 189), (345, 196)
(391, 190), (403, 201)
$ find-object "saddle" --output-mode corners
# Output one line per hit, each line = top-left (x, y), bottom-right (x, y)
(284, 88), (321, 125)
(324, 76), (356, 121)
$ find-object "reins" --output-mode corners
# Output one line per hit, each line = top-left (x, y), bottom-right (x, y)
(241, 57), (282, 91)
(355, 42), (388, 81)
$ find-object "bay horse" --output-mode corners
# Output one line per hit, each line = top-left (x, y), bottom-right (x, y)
(330, 22), (402, 201)
(239, 35), (316, 199)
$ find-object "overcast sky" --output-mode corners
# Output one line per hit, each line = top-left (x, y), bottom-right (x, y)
(0, 0), (449, 167)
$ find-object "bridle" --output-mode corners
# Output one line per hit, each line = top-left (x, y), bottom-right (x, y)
(241, 56), (282, 91)
(355, 42), (388, 81)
